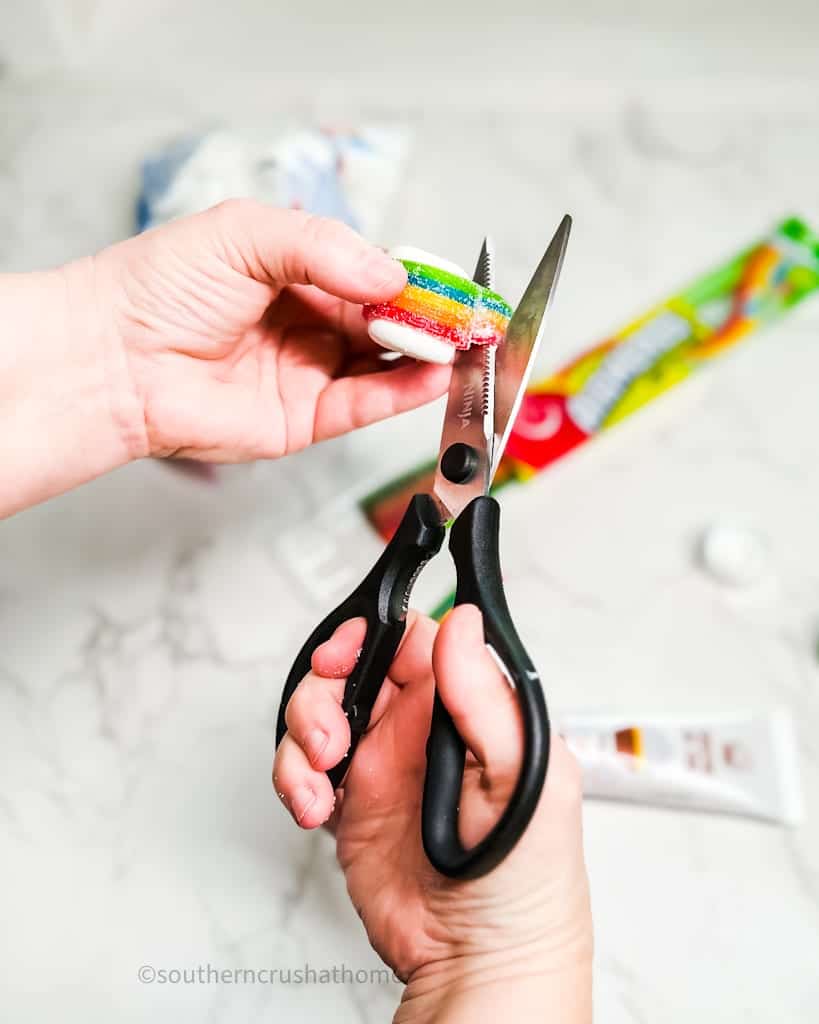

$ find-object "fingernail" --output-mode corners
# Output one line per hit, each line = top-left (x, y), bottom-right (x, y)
(363, 252), (406, 292)
(305, 728), (328, 765)
(292, 785), (317, 824)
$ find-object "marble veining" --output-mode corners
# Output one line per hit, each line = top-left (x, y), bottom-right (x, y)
(1, 2), (818, 1020)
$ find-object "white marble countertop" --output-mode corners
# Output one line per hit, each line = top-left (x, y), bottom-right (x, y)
(1, 2), (819, 1020)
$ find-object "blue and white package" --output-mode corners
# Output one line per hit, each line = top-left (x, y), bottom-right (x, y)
(136, 126), (410, 239)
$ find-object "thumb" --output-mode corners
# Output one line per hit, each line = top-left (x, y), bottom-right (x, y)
(206, 199), (407, 303)
(432, 604), (523, 772)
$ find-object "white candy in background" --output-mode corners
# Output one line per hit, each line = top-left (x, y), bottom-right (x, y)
(366, 247), (468, 365)
(698, 523), (771, 588)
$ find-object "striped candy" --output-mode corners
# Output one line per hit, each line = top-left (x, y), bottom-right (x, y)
(364, 259), (512, 350)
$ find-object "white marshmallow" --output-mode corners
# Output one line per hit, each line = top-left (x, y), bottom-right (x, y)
(369, 320), (456, 364)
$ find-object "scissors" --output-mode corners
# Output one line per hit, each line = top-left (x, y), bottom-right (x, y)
(276, 216), (572, 880)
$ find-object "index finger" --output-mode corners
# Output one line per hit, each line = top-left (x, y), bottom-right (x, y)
(208, 200), (408, 303)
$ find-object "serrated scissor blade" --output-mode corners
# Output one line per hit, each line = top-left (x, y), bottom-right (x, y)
(432, 237), (498, 520)
(491, 214), (571, 477)
(472, 235), (496, 290)
(432, 343), (493, 521)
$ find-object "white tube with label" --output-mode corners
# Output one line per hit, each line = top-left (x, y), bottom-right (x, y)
(556, 708), (802, 825)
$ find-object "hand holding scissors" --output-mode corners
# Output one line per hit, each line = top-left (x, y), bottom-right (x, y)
(276, 217), (572, 879)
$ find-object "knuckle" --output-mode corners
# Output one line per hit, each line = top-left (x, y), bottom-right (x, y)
(278, 212), (330, 283)
(271, 755), (290, 798)
(299, 212), (347, 247)
(284, 675), (339, 734)
(283, 684), (309, 732)
(272, 741), (300, 789)
(407, 609), (435, 633)
(402, 611), (432, 651)
(211, 196), (258, 223)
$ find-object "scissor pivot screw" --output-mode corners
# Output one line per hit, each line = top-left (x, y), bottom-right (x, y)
(441, 443), (478, 484)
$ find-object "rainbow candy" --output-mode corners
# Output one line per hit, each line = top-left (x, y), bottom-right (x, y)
(364, 259), (512, 350)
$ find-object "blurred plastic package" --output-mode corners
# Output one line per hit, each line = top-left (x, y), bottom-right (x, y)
(136, 125), (410, 239)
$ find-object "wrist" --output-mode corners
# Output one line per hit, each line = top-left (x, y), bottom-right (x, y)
(395, 942), (593, 1024)
(0, 257), (146, 516)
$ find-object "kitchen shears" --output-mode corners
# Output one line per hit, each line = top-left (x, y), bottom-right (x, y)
(276, 216), (572, 879)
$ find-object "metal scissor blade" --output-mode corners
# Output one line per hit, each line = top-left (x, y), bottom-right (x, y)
(472, 235), (496, 290)
(432, 342), (494, 521)
(490, 214), (571, 478)
(431, 236), (500, 520)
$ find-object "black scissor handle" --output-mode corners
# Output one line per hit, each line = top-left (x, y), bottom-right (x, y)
(276, 494), (445, 789)
(422, 495), (550, 880)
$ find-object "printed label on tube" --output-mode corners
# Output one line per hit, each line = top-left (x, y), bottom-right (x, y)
(556, 708), (802, 825)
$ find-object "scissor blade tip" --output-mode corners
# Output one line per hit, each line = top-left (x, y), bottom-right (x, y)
(473, 235), (496, 288)
(539, 214), (572, 272)
(478, 235), (496, 264)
